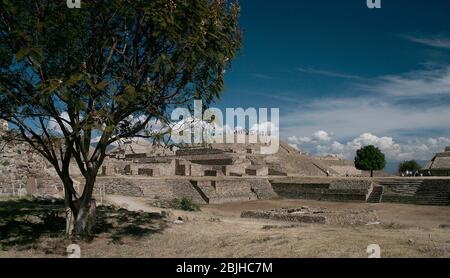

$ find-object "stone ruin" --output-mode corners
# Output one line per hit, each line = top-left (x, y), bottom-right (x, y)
(0, 119), (8, 131)
(100, 138), (277, 178)
(422, 146), (450, 176)
(98, 137), (349, 179)
(240, 206), (379, 226)
(0, 126), (345, 201)
(0, 125), (64, 198)
(317, 155), (363, 177)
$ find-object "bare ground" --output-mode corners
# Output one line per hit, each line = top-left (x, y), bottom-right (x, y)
(1, 196), (450, 258)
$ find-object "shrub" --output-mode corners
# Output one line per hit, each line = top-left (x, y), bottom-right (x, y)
(171, 197), (200, 212)
(398, 160), (422, 173)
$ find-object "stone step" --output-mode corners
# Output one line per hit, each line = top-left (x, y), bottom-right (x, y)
(367, 187), (384, 203)
(377, 181), (423, 184)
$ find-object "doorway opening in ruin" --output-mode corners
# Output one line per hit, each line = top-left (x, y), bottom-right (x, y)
(176, 165), (186, 176)
(138, 168), (154, 176)
(204, 170), (217, 177)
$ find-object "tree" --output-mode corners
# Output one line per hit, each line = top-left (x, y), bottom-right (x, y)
(0, 0), (241, 237)
(354, 145), (386, 178)
(398, 160), (422, 174)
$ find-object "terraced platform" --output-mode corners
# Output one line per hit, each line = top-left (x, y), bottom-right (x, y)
(375, 179), (450, 206)
(270, 177), (450, 206)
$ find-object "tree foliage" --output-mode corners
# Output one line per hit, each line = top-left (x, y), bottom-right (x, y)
(354, 145), (386, 177)
(0, 0), (241, 237)
(398, 160), (422, 173)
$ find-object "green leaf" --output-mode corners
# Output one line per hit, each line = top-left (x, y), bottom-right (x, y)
(96, 80), (108, 90)
(15, 48), (31, 61)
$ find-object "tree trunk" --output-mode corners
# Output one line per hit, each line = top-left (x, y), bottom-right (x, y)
(62, 175), (77, 237)
(65, 198), (96, 238)
(370, 170), (374, 178)
(74, 198), (96, 237)
(73, 173), (98, 238)
(61, 152), (104, 238)
(65, 207), (75, 236)
(63, 175), (98, 238)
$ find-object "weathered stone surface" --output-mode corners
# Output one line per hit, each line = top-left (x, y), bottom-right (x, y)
(0, 138), (63, 198)
(241, 207), (379, 226)
(270, 179), (371, 202)
(95, 177), (277, 205)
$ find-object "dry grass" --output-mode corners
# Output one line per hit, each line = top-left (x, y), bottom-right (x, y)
(1, 197), (450, 258)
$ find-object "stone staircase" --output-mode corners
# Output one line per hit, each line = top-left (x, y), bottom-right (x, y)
(189, 181), (212, 204)
(375, 179), (450, 206)
(311, 162), (339, 177)
(367, 186), (384, 203)
(377, 179), (423, 194)
(376, 179), (423, 204)
(414, 180), (450, 206)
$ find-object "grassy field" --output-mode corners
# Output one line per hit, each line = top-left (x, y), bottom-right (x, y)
(1, 197), (450, 258)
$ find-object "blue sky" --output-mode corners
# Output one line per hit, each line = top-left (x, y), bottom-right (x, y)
(216, 0), (450, 165)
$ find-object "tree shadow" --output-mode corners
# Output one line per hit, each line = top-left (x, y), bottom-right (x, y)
(0, 199), (65, 249)
(0, 199), (168, 250)
(93, 207), (167, 244)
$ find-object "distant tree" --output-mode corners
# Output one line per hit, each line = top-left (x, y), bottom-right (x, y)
(398, 160), (422, 174)
(354, 145), (386, 178)
(0, 0), (241, 237)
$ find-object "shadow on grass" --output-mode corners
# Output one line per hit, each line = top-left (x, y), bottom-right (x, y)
(0, 199), (65, 249)
(94, 207), (167, 244)
(0, 198), (167, 250)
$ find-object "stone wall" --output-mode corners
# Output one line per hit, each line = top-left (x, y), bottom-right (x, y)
(96, 177), (205, 203)
(271, 179), (371, 202)
(225, 159), (251, 176)
(245, 166), (269, 176)
(271, 177), (450, 206)
(100, 159), (176, 177)
(376, 179), (450, 206)
(200, 178), (277, 204)
(0, 139), (63, 198)
(95, 177), (277, 205)
(241, 207), (379, 226)
(329, 165), (362, 176)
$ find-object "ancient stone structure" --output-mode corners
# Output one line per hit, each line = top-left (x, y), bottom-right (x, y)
(372, 179), (450, 206)
(1, 125), (449, 207)
(101, 138), (344, 179)
(0, 119), (8, 131)
(422, 147), (450, 176)
(317, 155), (362, 176)
(271, 177), (450, 206)
(271, 178), (372, 202)
(95, 176), (277, 205)
(241, 206), (379, 226)
(0, 134), (64, 198)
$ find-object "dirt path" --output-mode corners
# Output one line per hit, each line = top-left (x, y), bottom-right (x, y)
(106, 195), (162, 213)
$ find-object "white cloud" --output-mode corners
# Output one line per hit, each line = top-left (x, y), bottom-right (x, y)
(362, 66), (450, 98)
(402, 34), (450, 50)
(288, 143), (300, 151)
(282, 95), (450, 141)
(283, 62), (450, 143)
(287, 131), (450, 161)
(296, 67), (363, 80)
(313, 130), (331, 142)
(47, 112), (71, 134)
(348, 133), (401, 154)
(288, 130), (331, 145)
(330, 141), (344, 152)
(288, 136), (311, 144)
